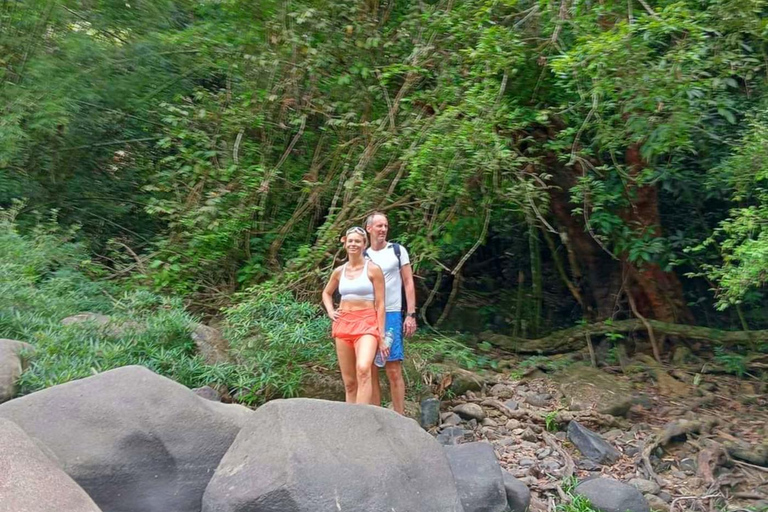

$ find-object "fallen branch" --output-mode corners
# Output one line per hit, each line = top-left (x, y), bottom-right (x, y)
(480, 319), (768, 354)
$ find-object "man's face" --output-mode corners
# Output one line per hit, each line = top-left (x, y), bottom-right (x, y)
(367, 215), (389, 243)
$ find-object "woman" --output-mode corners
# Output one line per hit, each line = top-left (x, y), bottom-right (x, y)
(322, 226), (388, 405)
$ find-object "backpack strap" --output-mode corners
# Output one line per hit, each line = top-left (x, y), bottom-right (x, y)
(392, 243), (401, 270)
(363, 248), (369, 259)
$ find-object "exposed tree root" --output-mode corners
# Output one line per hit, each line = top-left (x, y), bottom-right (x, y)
(477, 398), (627, 429)
(480, 319), (768, 354)
(639, 418), (720, 485)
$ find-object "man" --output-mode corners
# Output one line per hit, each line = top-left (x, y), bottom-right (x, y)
(365, 211), (417, 415)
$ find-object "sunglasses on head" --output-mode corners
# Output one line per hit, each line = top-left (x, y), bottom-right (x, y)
(346, 226), (366, 236)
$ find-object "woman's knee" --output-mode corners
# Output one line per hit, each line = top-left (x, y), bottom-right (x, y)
(356, 363), (372, 382)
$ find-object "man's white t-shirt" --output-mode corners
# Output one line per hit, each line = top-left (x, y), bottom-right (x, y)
(366, 242), (410, 312)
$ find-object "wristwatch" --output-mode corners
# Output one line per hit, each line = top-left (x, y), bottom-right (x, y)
(406, 312), (417, 319)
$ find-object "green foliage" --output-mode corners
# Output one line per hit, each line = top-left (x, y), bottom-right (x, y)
(0, 213), (263, 399)
(223, 283), (334, 402)
(713, 346), (749, 377)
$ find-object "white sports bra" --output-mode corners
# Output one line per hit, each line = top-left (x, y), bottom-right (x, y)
(338, 261), (374, 302)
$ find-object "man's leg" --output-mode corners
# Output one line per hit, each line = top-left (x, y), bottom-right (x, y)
(385, 361), (405, 415)
(371, 364), (382, 406)
(384, 311), (405, 415)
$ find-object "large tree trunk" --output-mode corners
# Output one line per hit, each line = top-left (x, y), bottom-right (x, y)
(622, 144), (692, 323)
(542, 142), (691, 327)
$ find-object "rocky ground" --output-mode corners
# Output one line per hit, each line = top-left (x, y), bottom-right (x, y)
(422, 358), (768, 512)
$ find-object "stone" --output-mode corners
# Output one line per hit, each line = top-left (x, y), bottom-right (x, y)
(420, 397), (441, 429)
(567, 420), (621, 465)
(577, 459), (602, 471)
(506, 419), (522, 430)
(503, 399), (520, 411)
(525, 393), (551, 407)
(575, 477), (650, 512)
(0, 418), (103, 512)
(437, 426), (470, 446)
(555, 431), (567, 441)
(191, 324), (233, 364)
(467, 418), (478, 429)
(202, 399), (463, 512)
(482, 418), (498, 427)
(60, 312), (140, 337)
(679, 457), (697, 474)
(0, 339), (33, 403)
(541, 458), (561, 472)
(454, 402), (486, 421)
(629, 478), (661, 495)
(502, 471), (531, 512)
(449, 368), (485, 396)
(444, 442), (508, 512)
(193, 385), (222, 401)
(536, 447), (552, 459)
(657, 492), (672, 503)
(442, 412), (463, 427)
(490, 383), (515, 399)
(644, 494), (670, 512)
(521, 427), (538, 442)
(672, 346), (697, 366)
(519, 458), (536, 467)
(0, 365), (252, 512)
(598, 398), (633, 417)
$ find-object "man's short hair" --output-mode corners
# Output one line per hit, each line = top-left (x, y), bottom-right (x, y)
(365, 211), (387, 227)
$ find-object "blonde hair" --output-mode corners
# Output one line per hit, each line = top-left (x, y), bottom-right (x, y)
(344, 226), (368, 245)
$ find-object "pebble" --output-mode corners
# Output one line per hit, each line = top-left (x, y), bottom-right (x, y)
(441, 413), (462, 427)
(525, 393), (552, 407)
(521, 428), (538, 442)
(536, 447), (552, 459)
(645, 493), (670, 511)
(555, 431), (567, 441)
(482, 418), (498, 427)
(628, 478), (661, 495)
(518, 458), (536, 467)
(506, 419), (522, 430)
(657, 492), (672, 503)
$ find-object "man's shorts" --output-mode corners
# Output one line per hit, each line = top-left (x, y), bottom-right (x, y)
(375, 312), (404, 367)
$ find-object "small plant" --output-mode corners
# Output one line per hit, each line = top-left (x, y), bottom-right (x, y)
(544, 410), (559, 432)
(713, 346), (748, 377)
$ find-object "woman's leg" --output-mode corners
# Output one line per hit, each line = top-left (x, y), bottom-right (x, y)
(354, 334), (378, 404)
(335, 338), (358, 403)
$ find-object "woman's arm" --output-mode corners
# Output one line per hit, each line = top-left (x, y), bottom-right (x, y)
(321, 268), (341, 320)
(369, 263), (388, 357)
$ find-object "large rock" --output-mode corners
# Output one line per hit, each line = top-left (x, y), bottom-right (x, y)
(191, 324), (233, 365)
(444, 442), (508, 512)
(0, 365), (252, 512)
(0, 417), (102, 512)
(0, 339), (32, 403)
(575, 477), (650, 512)
(567, 420), (621, 465)
(502, 471), (531, 512)
(202, 398), (463, 512)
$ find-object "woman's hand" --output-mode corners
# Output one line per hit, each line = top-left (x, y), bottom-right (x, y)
(328, 309), (340, 321)
(378, 335), (390, 360)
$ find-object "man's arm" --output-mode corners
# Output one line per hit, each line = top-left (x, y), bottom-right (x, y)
(401, 263), (417, 337)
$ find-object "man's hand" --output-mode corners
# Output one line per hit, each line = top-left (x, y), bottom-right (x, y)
(403, 315), (417, 337)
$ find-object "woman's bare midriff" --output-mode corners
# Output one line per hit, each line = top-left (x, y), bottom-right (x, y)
(339, 299), (375, 311)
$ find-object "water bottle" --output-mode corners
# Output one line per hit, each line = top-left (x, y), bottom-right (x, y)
(374, 330), (393, 368)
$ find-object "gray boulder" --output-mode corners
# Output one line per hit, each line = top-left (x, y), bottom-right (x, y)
(575, 478), (650, 512)
(191, 324), (233, 365)
(202, 398), (463, 512)
(0, 339), (33, 403)
(0, 365), (252, 512)
(0, 418), (102, 512)
(567, 420), (620, 465)
(420, 397), (441, 429)
(444, 442), (508, 512)
(502, 471), (531, 512)
(454, 402), (486, 421)
(437, 426), (471, 446)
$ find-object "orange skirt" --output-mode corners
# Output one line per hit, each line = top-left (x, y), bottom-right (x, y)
(332, 309), (380, 346)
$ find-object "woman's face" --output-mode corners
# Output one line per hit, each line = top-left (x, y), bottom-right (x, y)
(345, 232), (366, 255)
